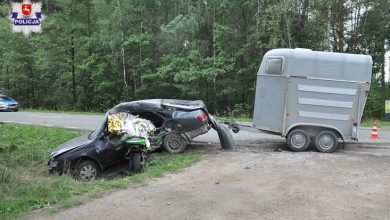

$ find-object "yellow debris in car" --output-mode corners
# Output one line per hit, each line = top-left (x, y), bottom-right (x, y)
(107, 112), (127, 135)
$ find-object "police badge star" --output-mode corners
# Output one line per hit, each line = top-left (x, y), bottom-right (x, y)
(8, 0), (45, 37)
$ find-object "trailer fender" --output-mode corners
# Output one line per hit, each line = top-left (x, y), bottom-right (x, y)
(284, 123), (345, 140)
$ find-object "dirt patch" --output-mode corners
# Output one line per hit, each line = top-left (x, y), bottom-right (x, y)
(28, 142), (390, 220)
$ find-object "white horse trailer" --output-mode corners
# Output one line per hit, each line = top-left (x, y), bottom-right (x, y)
(231, 48), (372, 152)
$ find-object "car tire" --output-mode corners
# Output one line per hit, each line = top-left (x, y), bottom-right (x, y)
(73, 160), (99, 180)
(130, 153), (143, 173)
(163, 133), (188, 154)
(286, 129), (310, 152)
(314, 130), (338, 153)
(13, 109), (19, 112)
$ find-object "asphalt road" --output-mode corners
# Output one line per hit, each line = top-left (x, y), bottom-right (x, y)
(0, 111), (285, 142)
(1, 111), (389, 142)
(1, 111), (390, 156)
(0, 112), (104, 130)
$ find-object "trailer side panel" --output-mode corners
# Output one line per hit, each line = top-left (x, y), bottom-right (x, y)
(253, 48), (372, 141)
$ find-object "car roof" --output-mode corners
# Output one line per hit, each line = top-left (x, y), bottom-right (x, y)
(108, 99), (206, 114)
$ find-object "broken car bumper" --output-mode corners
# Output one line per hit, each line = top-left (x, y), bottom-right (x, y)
(184, 123), (210, 140)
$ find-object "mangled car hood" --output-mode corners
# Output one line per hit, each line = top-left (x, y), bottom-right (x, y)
(50, 133), (92, 158)
(108, 99), (206, 114)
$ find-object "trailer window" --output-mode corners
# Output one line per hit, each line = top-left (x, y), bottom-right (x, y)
(266, 58), (283, 74)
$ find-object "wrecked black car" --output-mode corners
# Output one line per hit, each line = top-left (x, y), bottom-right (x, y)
(48, 99), (235, 180)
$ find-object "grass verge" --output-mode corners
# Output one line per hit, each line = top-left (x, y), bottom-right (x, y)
(214, 115), (252, 123)
(0, 124), (201, 219)
(360, 119), (390, 129)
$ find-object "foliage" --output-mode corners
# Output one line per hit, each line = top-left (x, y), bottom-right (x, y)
(0, 0), (389, 117)
(364, 79), (383, 119)
(360, 119), (390, 129)
(0, 124), (201, 219)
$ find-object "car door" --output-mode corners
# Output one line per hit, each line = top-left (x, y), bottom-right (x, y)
(95, 126), (128, 168)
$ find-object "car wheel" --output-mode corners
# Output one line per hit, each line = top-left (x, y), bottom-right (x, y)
(13, 109), (19, 112)
(130, 153), (143, 173)
(163, 133), (188, 154)
(286, 129), (310, 152)
(314, 130), (338, 153)
(73, 160), (99, 180)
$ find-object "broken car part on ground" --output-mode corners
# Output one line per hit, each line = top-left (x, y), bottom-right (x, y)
(48, 99), (235, 180)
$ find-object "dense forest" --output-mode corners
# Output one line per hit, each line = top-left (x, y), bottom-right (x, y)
(0, 0), (389, 118)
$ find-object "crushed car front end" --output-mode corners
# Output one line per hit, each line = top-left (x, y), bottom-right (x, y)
(48, 132), (100, 175)
(48, 99), (235, 179)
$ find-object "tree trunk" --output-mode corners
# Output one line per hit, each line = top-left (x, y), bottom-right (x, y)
(116, 0), (128, 87)
(336, 0), (345, 52)
(71, 31), (76, 106)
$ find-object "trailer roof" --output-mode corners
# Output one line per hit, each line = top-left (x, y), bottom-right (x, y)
(259, 48), (372, 83)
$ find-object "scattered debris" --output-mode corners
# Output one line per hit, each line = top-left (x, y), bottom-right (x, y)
(215, 181), (220, 185)
(108, 112), (156, 149)
(274, 148), (282, 152)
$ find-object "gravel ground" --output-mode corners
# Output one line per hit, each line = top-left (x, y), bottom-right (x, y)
(29, 142), (390, 220)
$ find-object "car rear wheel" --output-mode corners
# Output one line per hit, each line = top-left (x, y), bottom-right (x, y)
(163, 133), (188, 154)
(286, 129), (310, 152)
(314, 130), (338, 153)
(73, 160), (99, 180)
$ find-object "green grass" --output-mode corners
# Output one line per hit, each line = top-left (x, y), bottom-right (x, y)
(214, 115), (252, 123)
(0, 124), (201, 219)
(360, 119), (390, 129)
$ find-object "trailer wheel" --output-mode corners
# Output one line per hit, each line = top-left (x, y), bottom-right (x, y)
(314, 130), (338, 153)
(286, 129), (310, 152)
(232, 126), (240, 133)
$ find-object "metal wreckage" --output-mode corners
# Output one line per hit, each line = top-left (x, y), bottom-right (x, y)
(48, 99), (235, 180)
